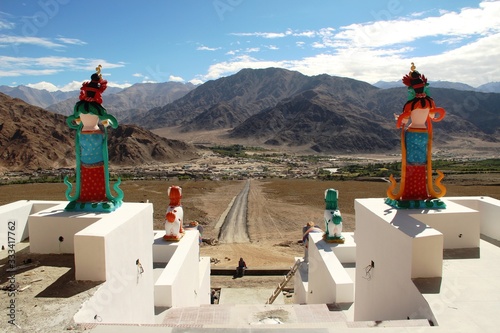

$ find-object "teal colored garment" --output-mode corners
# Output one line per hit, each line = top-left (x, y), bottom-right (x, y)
(80, 131), (104, 165)
(405, 130), (428, 164)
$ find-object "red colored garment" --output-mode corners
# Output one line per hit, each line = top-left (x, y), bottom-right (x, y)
(78, 164), (107, 202)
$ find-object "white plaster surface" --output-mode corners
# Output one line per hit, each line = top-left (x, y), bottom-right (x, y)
(410, 199), (480, 249)
(71, 202), (155, 324)
(446, 196), (500, 241)
(28, 202), (100, 254)
(293, 256), (308, 304)
(0, 200), (61, 248)
(295, 232), (354, 305)
(152, 230), (179, 263)
(354, 198), (440, 322)
(4, 200), (157, 324)
(154, 229), (209, 307)
(198, 256), (211, 305)
(325, 232), (356, 263)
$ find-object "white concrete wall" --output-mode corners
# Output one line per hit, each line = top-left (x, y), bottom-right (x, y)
(293, 232), (355, 305)
(72, 202), (155, 324)
(447, 196), (500, 241)
(152, 230), (179, 263)
(198, 256), (211, 305)
(28, 202), (99, 254)
(411, 200), (480, 249)
(354, 198), (441, 321)
(412, 232), (444, 278)
(0, 200), (61, 248)
(154, 230), (205, 307)
(328, 232), (356, 263)
(304, 233), (354, 304)
(293, 256), (308, 304)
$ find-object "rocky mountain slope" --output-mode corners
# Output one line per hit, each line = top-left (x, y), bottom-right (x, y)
(47, 81), (195, 120)
(0, 85), (121, 108)
(0, 93), (199, 172)
(229, 89), (398, 152)
(128, 68), (499, 153)
(2, 68), (498, 158)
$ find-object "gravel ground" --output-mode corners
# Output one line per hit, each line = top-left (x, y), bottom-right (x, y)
(0, 175), (499, 332)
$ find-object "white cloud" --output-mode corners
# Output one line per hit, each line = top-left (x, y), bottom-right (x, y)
(197, 30), (500, 87)
(0, 20), (15, 30)
(333, 1), (500, 49)
(231, 29), (329, 39)
(56, 37), (87, 46)
(311, 42), (326, 49)
(25, 79), (132, 92)
(0, 55), (125, 75)
(60, 81), (83, 92)
(245, 47), (260, 53)
(197, 45), (221, 51)
(132, 73), (144, 78)
(293, 30), (317, 38)
(169, 75), (184, 82)
(26, 81), (59, 92)
(108, 82), (132, 89)
(189, 78), (204, 85)
(0, 34), (64, 48)
(231, 32), (287, 39)
(201, 55), (295, 81)
(200, 1), (500, 87)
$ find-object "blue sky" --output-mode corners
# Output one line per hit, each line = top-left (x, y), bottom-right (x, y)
(1, 0), (499, 91)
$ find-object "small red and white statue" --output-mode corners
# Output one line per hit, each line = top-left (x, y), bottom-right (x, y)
(163, 186), (185, 241)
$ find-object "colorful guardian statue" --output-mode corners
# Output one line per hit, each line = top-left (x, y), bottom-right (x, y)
(163, 185), (185, 241)
(386, 63), (446, 209)
(323, 188), (344, 243)
(64, 65), (123, 212)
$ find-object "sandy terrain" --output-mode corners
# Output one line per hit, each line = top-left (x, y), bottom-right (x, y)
(1, 176), (500, 331)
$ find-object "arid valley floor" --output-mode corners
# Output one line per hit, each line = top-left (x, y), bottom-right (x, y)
(1, 167), (499, 331)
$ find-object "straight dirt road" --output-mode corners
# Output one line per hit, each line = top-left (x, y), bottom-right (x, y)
(217, 179), (251, 243)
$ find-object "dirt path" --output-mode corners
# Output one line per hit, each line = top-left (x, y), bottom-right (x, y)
(217, 180), (251, 243)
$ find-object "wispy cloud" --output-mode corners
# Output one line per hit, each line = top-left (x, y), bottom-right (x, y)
(230, 29), (322, 39)
(26, 81), (59, 91)
(0, 33), (86, 50)
(56, 37), (87, 46)
(200, 1), (500, 87)
(197, 45), (221, 51)
(0, 34), (64, 48)
(0, 20), (15, 30)
(0, 55), (125, 78)
(231, 32), (287, 39)
(333, 1), (500, 49)
(169, 75), (184, 82)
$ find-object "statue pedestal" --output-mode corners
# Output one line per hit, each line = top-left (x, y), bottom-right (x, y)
(28, 202), (155, 324)
(28, 202), (99, 254)
(354, 198), (479, 322)
(294, 232), (355, 305)
(153, 229), (211, 307)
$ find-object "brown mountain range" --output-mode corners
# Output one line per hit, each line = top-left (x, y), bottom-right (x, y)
(1, 67), (498, 172)
(0, 93), (199, 172)
(47, 81), (196, 120)
(127, 68), (499, 153)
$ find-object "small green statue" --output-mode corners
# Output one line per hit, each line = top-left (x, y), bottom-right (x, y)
(323, 188), (344, 243)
